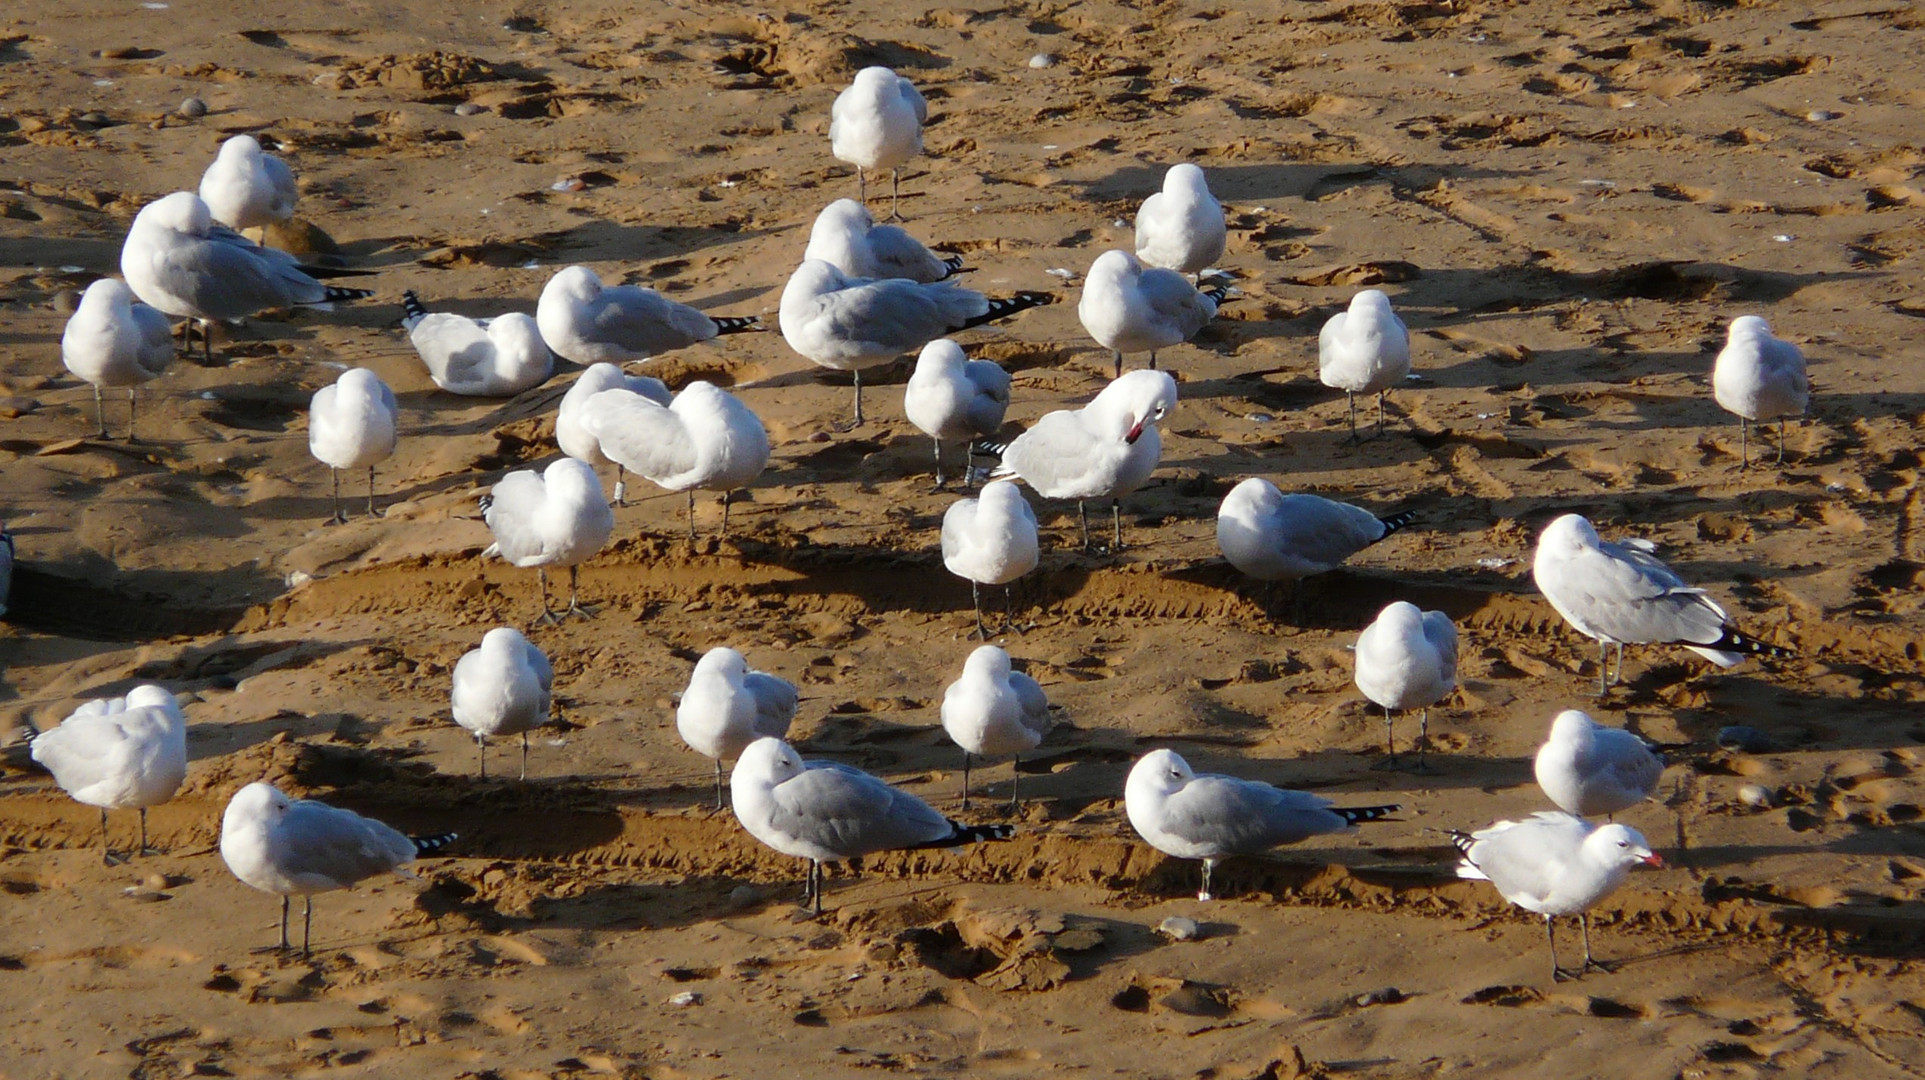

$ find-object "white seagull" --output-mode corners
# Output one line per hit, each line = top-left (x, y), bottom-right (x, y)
(198, 134), (297, 231)
(1353, 601), (1458, 770)
(988, 369), (1178, 551)
(534, 265), (760, 365)
(1712, 315), (1809, 467)
(308, 367), (399, 524)
(60, 278), (174, 440)
(676, 647), (798, 808)
(481, 457), (615, 622)
(940, 479), (1039, 638)
(580, 381), (770, 539)
(829, 66), (927, 219)
(1532, 513), (1788, 695)
(940, 645), (1052, 807)
(1452, 812), (1663, 982)
(1318, 289), (1411, 439)
(778, 258), (1053, 426)
(119, 191), (373, 361)
(555, 362), (671, 505)
(30, 684), (187, 864)
(804, 198), (966, 282)
(903, 339), (1011, 487)
(1125, 748), (1398, 901)
(1216, 480), (1414, 581)
(1134, 163), (1227, 281)
(1078, 250), (1228, 379)
(450, 627), (553, 780)
(219, 781), (456, 957)
(400, 290), (553, 397)
(730, 737), (1013, 914)
(1534, 710), (1664, 820)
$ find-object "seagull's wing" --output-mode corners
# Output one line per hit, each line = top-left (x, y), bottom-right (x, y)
(276, 799), (417, 889)
(768, 761), (954, 857)
(580, 388), (699, 486)
(483, 471), (552, 565)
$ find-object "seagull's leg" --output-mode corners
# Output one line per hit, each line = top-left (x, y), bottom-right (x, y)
(687, 489), (698, 545)
(1373, 705), (1399, 770)
(889, 167), (904, 221)
(280, 895), (291, 951)
(127, 388), (139, 443)
(1777, 417), (1788, 465)
(1149, 350), (1158, 372)
(1346, 391), (1359, 443)
(932, 439), (945, 489)
(1579, 912), (1614, 974)
(520, 731), (529, 782)
(1078, 501), (1091, 552)
(565, 565), (598, 619)
(100, 807), (117, 866)
(960, 749), (971, 809)
(201, 319), (214, 365)
(1003, 584), (1020, 636)
(970, 580), (988, 640)
(302, 897), (313, 960)
(1739, 417), (1750, 469)
(1199, 858), (1215, 902)
(1547, 915), (1569, 982)
(535, 568), (560, 626)
(713, 759), (725, 811)
(721, 490), (732, 537)
(477, 733), (487, 780)
(1113, 350), (1123, 380)
(1415, 707), (1431, 773)
(1111, 499), (1123, 553)
(1375, 390), (1388, 438)
(328, 468), (348, 526)
(92, 384), (107, 438)
(367, 465), (379, 518)
(856, 167), (866, 207)
(1596, 639), (1610, 697)
(1009, 752), (1021, 809)
(139, 807), (152, 856)
(1612, 643), (1625, 688)
(810, 860), (824, 915)
(612, 464), (626, 507)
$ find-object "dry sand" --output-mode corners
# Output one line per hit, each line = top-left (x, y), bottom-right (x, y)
(4, 0), (1925, 1076)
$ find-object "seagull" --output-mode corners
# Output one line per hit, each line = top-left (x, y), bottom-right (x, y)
(940, 479), (1039, 638)
(985, 369), (1177, 551)
(1134, 163), (1226, 282)
(450, 627), (553, 780)
(830, 66), (926, 219)
(29, 684), (187, 864)
(118, 191), (373, 362)
(198, 134), (298, 232)
(580, 381), (770, 540)
(1451, 812), (1663, 982)
(1712, 316), (1808, 467)
(534, 265), (760, 365)
(1125, 748), (1398, 901)
(804, 198), (966, 282)
(554, 363), (671, 505)
(308, 368), (398, 524)
(778, 258), (1053, 426)
(1216, 480), (1415, 581)
(60, 278), (173, 439)
(903, 339), (1010, 487)
(940, 645), (1052, 807)
(401, 290), (553, 397)
(676, 647), (798, 809)
(1532, 513), (1790, 695)
(1534, 710), (1664, 820)
(730, 737), (1014, 914)
(481, 458), (615, 623)
(1078, 250), (1228, 379)
(1354, 601), (1458, 771)
(219, 781), (456, 957)
(1318, 289), (1411, 439)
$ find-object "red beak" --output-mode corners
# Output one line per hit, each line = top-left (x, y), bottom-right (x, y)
(1640, 853), (1666, 868)
(1125, 420), (1145, 444)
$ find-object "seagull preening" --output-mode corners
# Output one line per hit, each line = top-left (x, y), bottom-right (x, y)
(778, 258), (1054, 426)
(308, 368), (398, 524)
(1712, 315), (1809, 467)
(940, 645), (1052, 807)
(987, 369), (1177, 551)
(940, 479), (1039, 638)
(198, 134), (297, 232)
(450, 627), (553, 780)
(219, 780), (456, 957)
(1353, 601), (1458, 770)
(1125, 748), (1398, 901)
(555, 363), (671, 505)
(830, 66), (926, 219)
(1134, 163), (1227, 281)
(401, 290), (554, 397)
(730, 737), (1014, 914)
(534, 265), (760, 365)
(29, 684), (186, 864)
(805, 199), (966, 282)
(903, 339), (1010, 487)
(481, 458), (615, 622)
(1534, 710), (1664, 820)
(119, 191), (374, 362)
(1532, 513), (1789, 695)
(580, 381), (770, 539)
(60, 278), (173, 440)
(1452, 812), (1663, 982)
(1318, 289), (1411, 440)
(676, 647), (798, 809)
(1078, 250), (1228, 379)
(1216, 481), (1415, 582)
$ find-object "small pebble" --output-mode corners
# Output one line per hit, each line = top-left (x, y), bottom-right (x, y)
(1156, 916), (1201, 942)
(76, 112), (112, 129)
(668, 991), (703, 1007)
(51, 289), (80, 315)
(1355, 987), (1405, 1007)
(1737, 784), (1774, 809)
(728, 885), (760, 906)
(552, 177), (586, 193)
(454, 103), (485, 117)
(1806, 109), (1840, 122)
(285, 570), (314, 589)
(178, 96), (207, 118)
(1028, 53), (1055, 69)
(1717, 725), (1773, 754)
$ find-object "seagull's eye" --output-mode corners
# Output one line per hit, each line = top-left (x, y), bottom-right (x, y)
(1616, 840), (1628, 848)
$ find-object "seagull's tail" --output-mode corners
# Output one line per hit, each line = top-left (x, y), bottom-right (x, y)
(938, 253), (971, 278)
(1335, 804), (1401, 825)
(1684, 627), (1794, 666)
(915, 821), (1016, 850)
(957, 291), (1057, 331)
(400, 289), (428, 330)
(409, 832), (458, 856)
(711, 315), (764, 335)
(319, 284), (376, 304)
(1444, 829), (1488, 879)
(1375, 510), (1417, 542)
(1202, 285), (1232, 307)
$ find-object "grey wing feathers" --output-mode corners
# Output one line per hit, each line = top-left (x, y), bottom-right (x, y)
(770, 762), (954, 857)
(262, 154), (298, 218)
(174, 240), (329, 315)
(1138, 269), (1217, 334)
(581, 390), (699, 483)
(1421, 610), (1459, 681)
(865, 224), (949, 282)
(591, 288), (717, 354)
(900, 78), (928, 123)
(1169, 777), (1348, 855)
(743, 671), (799, 735)
(1585, 542), (1731, 646)
(522, 639), (555, 694)
(1008, 671), (1052, 736)
(280, 800), (417, 887)
(1594, 728), (1663, 796)
(484, 471), (551, 564)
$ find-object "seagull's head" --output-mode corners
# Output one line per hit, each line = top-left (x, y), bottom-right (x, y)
(914, 338), (968, 374)
(962, 644), (1013, 681)
(1127, 748), (1195, 802)
(543, 265), (604, 305)
(542, 456), (606, 500)
(225, 781), (292, 828)
(734, 737), (803, 786)
(78, 278), (136, 316)
(1350, 289), (1395, 316)
(1590, 822), (1664, 869)
(1536, 513), (1600, 559)
(1104, 369), (1178, 444)
(782, 259), (853, 306)
(811, 198), (873, 241)
(1369, 600), (1425, 636)
(124, 684), (179, 713)
(1727, 314), (1773, 341)
(694, 646), (750, 683)
(851, 65), (901, 92)
(480, 626), (532, 655)
(1547, 709), (1599, 744)
(218, 133), (265, 164)
(1086, 249), (1141, 289)
(135, 191), (214, 238)
(1165, 162), (1211, 196)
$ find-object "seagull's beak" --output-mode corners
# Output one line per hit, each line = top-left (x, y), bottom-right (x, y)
(1125, 419), (1145, 444)
(1639, 852), (1666, 868)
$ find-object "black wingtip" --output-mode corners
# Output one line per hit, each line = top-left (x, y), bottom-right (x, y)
(322, 285), (376, 303)
(1336, 804), (1401, 825)
(953, 822), (1016, 844)
(1694, 626), (1795, 659)
(957, 291), (1057, 331)
(1376, 510), (1416, 540)
(401, 289), (427, 322)
(410, 832), (458, 856)
(940, 253), (967, 274)
(711, 315), (763, 335)
(1445, 829), (1477, 856)
(1202, 286), (1232, 305)
(969, 439), (1008, 462)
